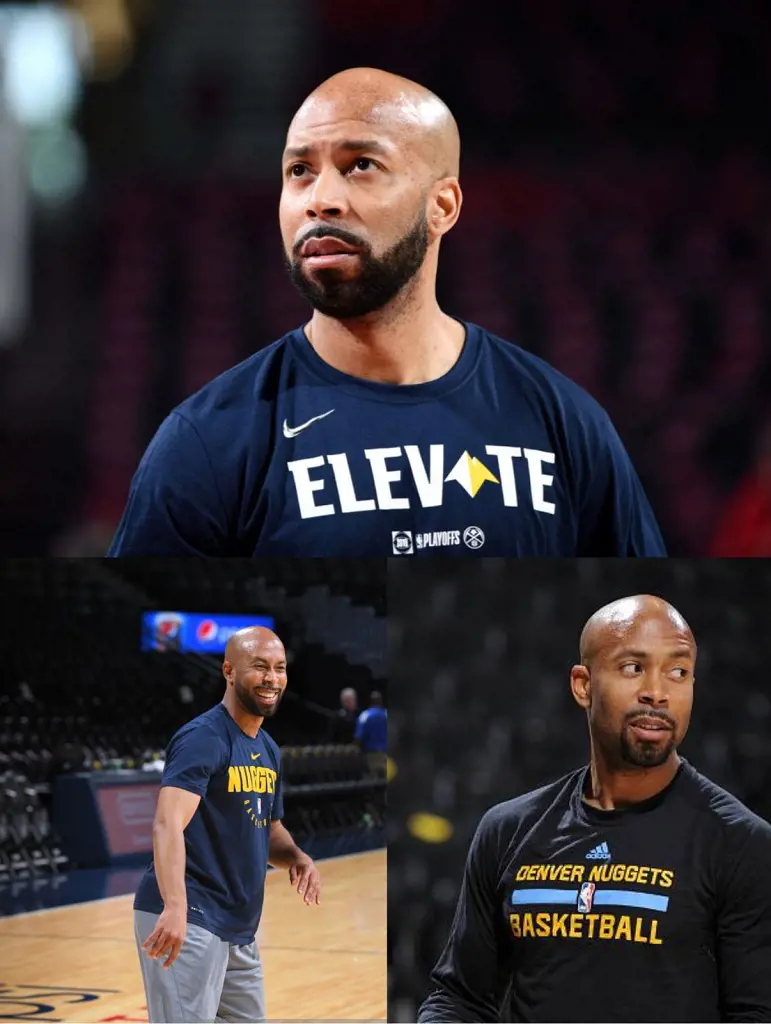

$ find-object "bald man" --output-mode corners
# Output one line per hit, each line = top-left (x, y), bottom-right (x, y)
(419, 596), (771, 1022)
(133, 627), (321, 1024)
(108, 68), (664, 558)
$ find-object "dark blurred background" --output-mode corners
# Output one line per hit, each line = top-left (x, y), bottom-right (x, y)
(387, 558), (771, 1022)
(1, 0), (771, 555)
(0, 556), (386, 914)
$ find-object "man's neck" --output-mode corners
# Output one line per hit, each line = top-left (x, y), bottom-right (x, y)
(584, 751), (681, 811)
(221, 698), (263, 739)
(305, 300), (466, 385)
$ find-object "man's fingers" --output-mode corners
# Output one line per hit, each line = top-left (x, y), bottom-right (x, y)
(145, 929), (171, 959)
(142, 926), (163, 951)
(164, 937), (183, 969)
(289, 864), (299, 885)
(304, 871), (322, 904)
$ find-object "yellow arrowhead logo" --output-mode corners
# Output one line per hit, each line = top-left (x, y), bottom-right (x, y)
(445, 451), (499, 497)
(250, 753), (261, 760)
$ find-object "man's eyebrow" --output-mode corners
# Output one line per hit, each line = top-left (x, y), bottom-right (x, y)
(283, 139), (391, 161)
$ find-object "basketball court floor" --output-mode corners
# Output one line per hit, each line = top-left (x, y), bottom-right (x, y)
(0, 849), (386, 1022)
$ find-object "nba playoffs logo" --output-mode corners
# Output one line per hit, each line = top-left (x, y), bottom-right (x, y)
(577, 881), (596, 913)
(392, 530), (414, 555)
(196, 619), (218, 644)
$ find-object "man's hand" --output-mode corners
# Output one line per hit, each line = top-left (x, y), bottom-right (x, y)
(141, 904), (187, 969)
(289, 855), (322, 905)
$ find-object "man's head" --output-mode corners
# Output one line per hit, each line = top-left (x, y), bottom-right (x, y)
(280, 67), (461, 320)
(223, 627), (287, 719)
(340, 687), (358, 712)
(370, 690), (383, 707)
(570, 595), (696, 770)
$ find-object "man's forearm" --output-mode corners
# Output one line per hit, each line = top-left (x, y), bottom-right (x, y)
(153, 821), (187, 908)
(268, 822), (307, 868)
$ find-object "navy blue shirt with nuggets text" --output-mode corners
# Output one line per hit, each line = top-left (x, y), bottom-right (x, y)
(108, 322), (665, 556)
(133, 704), (283, 944)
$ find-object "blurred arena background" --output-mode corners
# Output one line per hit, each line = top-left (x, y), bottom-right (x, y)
(387, 558), (771, 1023)
(0, 0), (770, 555)
(0, 557), (386, 1022)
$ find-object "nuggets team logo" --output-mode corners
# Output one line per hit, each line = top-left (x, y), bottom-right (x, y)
(392, 531), (413, 555)
(463, 525), (485, 549)
(227, 763), (276, 827)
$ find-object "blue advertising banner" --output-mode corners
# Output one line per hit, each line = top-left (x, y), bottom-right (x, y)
(142, 611), (275, 653)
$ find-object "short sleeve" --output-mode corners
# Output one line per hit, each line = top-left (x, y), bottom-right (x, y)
(108, 411), (231, 556)
(272, 760), (284, 821)
(161, 724), (227, 797)
(574, 408), (666, 556)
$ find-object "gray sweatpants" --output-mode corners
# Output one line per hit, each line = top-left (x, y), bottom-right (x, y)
(134, 910), (266, 1024)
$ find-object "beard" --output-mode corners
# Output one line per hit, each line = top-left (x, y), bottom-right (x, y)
(235, 678), (284, 718)
(284, 211), (430, 319)
(619, 721), (677, 768)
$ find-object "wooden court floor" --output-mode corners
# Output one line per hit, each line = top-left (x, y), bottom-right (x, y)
(0, 849), (385, 1023)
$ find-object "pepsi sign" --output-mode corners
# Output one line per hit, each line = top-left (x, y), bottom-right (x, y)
(142, 612), (275, 653)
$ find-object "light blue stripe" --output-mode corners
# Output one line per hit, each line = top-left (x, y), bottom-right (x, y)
(511, 888), (578, 905)
(510, 888), (669, 912)
(594, 890), (669, 912)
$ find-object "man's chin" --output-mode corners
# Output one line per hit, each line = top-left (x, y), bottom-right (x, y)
(621, 734), (676, 768)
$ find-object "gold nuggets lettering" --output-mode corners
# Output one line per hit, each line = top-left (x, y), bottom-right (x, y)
(227, 764), (277, 794)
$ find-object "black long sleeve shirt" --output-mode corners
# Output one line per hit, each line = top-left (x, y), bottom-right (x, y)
(418, 760), (771, 1023)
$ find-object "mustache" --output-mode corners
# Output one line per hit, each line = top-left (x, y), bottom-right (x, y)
(293, 225), (368, 258)
(625, 709), (676, 730)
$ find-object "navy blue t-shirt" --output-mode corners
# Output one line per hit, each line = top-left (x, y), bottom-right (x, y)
(134, 704), (284, 944)
(108, 322), (665, 557)
(355, 707), (388, 752)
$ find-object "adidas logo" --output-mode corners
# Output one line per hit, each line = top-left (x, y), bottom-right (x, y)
(585, 842), (611, 861)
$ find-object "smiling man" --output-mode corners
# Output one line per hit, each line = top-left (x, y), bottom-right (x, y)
(419, 596), (771, 1022)
(133, 626), (321, 1024)
(108, 67), (664, 557)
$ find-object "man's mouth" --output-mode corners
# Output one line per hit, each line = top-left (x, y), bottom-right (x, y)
(256, 689), (280, 705)
(628, 715), (673, 740)
(299, 235), (363, 269)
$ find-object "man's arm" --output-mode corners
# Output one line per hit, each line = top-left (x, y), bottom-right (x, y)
(418, 809), (512, 1023)
(141, 786), (201, 969)
(108, 411), (230, 556)
(717, 817), (771, 1021)
(269, 820), (321, 905)
(140, 724), (224, 968)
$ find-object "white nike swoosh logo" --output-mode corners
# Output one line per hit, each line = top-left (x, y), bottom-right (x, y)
(283, 409), (335, 438)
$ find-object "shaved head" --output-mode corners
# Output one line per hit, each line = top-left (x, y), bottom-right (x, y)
(225, 626), (284, 664)
(571, 594), (695, 775)
(289, 68), (460, 181)
(280, 67), (462, 322)
(580, 595), (695, 670)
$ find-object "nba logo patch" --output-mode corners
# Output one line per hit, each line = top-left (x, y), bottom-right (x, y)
(577, 881), (595, 913)
(392, 531), (414, 555)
